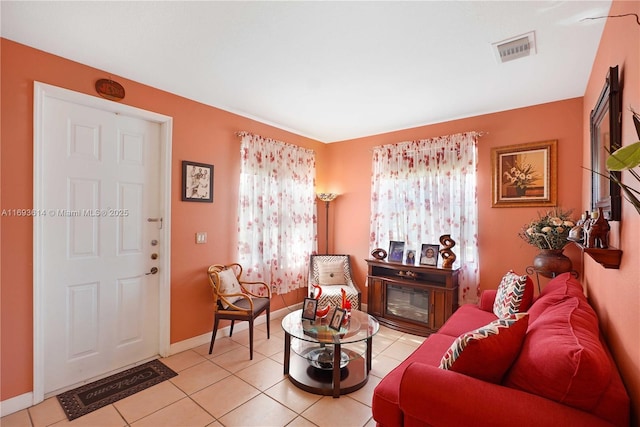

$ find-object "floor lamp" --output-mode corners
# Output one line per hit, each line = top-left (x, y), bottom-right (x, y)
(317, 193), (338, 254)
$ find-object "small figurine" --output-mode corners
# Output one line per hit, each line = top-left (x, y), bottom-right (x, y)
(439, 234), (457, 268)
(568, 212), (586, 242)
(371, 248), (387, 260)
(584, 208), (610, 249)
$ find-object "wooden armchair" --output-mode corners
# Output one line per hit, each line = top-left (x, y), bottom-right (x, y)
(207, 263), (272, 360)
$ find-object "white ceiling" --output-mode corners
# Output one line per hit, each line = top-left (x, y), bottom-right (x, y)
(1, 1), (612, 142)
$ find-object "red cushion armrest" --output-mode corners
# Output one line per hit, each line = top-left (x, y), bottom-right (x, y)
(478, 290), (497, 311)
(399, 362), (616, 427)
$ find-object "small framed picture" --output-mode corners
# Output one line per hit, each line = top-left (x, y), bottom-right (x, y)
(405, 249), (416, 265)
(329, 308), (346, 331)
(182, 160), (214, 202)
(420, 244), (440, 266)
(302, 298), (318, 321)
(388, 241), (405, 263)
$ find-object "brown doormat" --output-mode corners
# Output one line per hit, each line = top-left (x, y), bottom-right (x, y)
(56, 359), (177, 421)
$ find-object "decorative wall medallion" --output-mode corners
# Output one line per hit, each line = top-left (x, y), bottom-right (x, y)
(95, 79), (125, 101)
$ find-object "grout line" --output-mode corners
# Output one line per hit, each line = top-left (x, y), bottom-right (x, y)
(10, 324), (410, 427)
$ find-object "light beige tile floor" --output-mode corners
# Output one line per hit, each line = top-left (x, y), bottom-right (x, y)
(1, 313), (425, 427)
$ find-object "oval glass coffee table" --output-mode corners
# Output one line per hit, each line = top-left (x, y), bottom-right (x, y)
(282, 308), (379, 397)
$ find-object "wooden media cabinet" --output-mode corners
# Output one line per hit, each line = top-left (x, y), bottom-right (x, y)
(366, 259), (459, 336)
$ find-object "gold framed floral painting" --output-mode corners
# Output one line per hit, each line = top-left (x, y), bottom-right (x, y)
(491, 140), (557, 208)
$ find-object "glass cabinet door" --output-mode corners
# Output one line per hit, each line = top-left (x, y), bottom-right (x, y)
(385, 284), (431, 327)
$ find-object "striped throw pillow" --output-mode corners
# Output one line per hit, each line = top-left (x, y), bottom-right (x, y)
(439, 313), (529, 383)
(493, 271), (529, 318)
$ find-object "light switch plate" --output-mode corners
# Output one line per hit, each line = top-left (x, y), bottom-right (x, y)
(196, 232), (207, 244)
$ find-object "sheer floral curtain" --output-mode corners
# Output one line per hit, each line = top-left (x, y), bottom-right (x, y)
(237, 132), (317, 295)
(370, 132), (480, 303)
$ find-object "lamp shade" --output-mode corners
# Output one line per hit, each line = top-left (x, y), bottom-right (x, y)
(317, 193), (338, 202)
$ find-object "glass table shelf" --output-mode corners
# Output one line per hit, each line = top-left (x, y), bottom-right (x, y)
(281, 309), (379, 397)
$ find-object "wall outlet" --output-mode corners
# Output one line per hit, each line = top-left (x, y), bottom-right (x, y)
(196, 232), (207, 244)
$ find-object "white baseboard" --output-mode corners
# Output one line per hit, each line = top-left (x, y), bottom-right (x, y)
(168, 304), (301, 355)
(0, 392), (33, 417)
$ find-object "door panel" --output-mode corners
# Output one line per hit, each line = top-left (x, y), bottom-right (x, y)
(119, 183), (143, 253)
(41, 97), (161, 394)
(68, 179), (100, 257)
(68, 282), (99, 358)
(117, 276), (144, 344)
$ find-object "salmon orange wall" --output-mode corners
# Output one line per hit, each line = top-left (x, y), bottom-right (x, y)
(2, 1), (638, 417)
(326, 98), (585, 296)
(581, 0), (640, 422)
(0, 38), (324, 401)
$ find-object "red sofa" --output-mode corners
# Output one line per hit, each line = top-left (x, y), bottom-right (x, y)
(372, 273), (630, 427)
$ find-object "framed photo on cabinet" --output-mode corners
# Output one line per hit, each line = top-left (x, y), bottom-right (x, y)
(388, 241), (405, 263)
(420, 244), (439, 266)
(405, 249), (417, 265)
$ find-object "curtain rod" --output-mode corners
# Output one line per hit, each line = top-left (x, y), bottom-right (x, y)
(369, 131), (487, 151)
(234, 131), (316, 154)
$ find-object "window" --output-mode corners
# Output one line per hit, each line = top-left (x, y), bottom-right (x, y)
(370, 132), (479, 303)
(237, 133), (316, 294)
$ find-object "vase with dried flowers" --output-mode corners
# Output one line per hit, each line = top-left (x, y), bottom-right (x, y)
(519, 208), (576, 277)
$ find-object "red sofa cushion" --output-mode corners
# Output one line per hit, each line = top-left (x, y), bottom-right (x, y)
(437, 304), (497, 338)
(372, 333), (455, 427)
(528, 272), (585, 322)
(399, 362), (623, 427)
(440, 313), (529, 383)
(540, 272), (585, 298)
(504, 296), (611, 412)
(478, 289), (497, 311)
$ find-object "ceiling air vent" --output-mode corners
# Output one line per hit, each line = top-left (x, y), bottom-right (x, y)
(492, 31), (536, 63)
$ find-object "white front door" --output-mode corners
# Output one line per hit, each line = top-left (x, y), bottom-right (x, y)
(34, 84), (171, 396)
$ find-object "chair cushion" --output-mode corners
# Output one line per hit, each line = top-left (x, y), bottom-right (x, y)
(316, 285), (359, 311)
(439, 313), (528, 383)
(318, 261), (346, 285)
(493, 271), (533, 318)
(232, 296), (270, 315)
(217, 268), (243, 308)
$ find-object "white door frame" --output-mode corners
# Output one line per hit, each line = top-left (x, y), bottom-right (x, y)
(32, 82), (173, 403)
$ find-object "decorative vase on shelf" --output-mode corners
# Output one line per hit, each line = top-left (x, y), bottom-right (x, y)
(533, 249), (572, 278)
